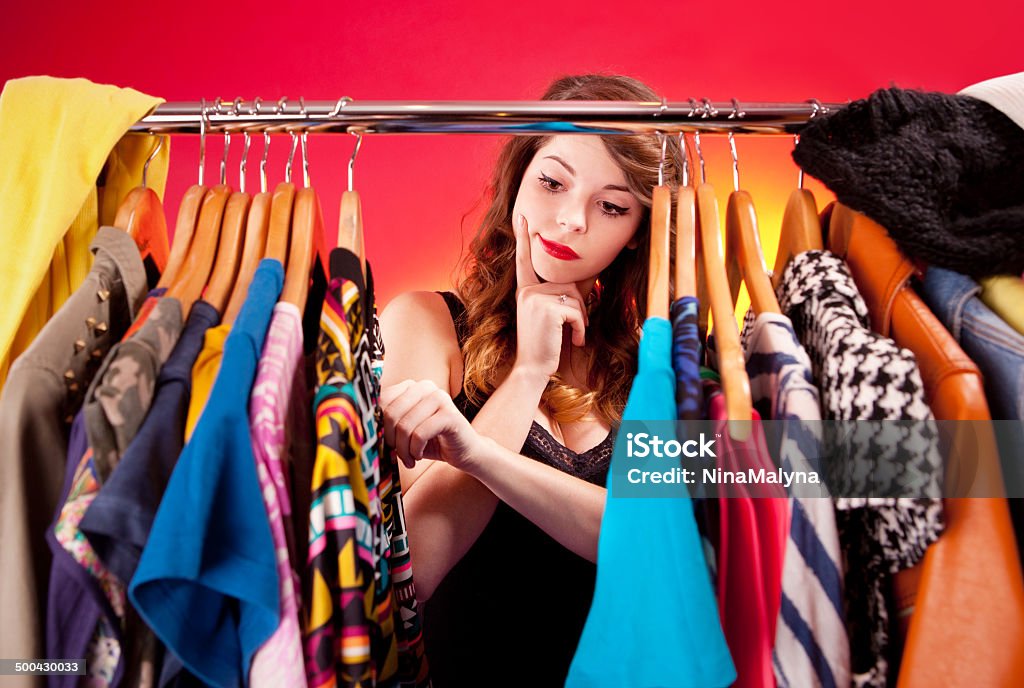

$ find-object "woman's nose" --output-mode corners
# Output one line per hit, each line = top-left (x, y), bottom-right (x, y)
(556, 201), (587, 233)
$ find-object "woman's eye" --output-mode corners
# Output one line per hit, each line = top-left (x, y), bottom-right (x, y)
(599, 201), (629, 217)
(538, 174), (563, 193)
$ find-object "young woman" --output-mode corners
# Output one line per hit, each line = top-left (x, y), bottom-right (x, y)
(380, 74), (683, 684)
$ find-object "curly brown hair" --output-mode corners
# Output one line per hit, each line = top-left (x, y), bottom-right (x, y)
(457, 74), (685, 425)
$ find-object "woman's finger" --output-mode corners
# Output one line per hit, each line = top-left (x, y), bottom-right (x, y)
(380, 379), (417, 408)
(409, 412), (453, 462)
(514, 214), (540, 288)
(381, 379), (440, 448)
(529, 281), (590, 327)
(393, 389), (447, 467)
(558, 305), (587, 347)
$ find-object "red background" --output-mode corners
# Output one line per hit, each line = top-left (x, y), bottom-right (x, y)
(3, 0), (1021, 310)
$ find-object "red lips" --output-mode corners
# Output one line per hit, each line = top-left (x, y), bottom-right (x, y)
(538, 236), (581, 260)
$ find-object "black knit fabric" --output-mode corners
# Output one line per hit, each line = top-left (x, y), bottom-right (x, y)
(793, 87), (1024, 278)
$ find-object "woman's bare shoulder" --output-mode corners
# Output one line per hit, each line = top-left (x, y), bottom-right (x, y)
(379, 290), (464, 395)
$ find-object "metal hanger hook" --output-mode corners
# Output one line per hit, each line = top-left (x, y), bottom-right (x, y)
(656, 131), (667, 187)
(251, 98), (270, 193)
(677, 132), (690, 188)
(328, 95), (353, 118)
(796, 99), (823, 190)
(141, 134), (164, 189)
(693, 129), (706, 185)
(348, 130), (363, 192)
(286, 130), (298, 184)
(700, 97), (718, 118)
(728, 98), (743, 192)
(215, 97), (230, 186)
(235, 99), (249, 194)
(198, 98), (208, 185)
(299, 97), (310, 188)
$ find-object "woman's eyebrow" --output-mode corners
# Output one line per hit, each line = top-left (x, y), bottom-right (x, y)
(544, 155), (630, 193)
(544, 155), (576, 175)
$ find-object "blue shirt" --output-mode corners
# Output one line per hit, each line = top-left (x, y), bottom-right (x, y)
(129, 261), (284, 688)
(671, 296), (704, 421)
(567, 317), (736, 688)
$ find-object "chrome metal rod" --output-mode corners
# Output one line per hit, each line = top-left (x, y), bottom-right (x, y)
(131, 99), (842, 135)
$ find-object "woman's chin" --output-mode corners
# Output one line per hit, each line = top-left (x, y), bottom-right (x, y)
(533, 261), (586, 286)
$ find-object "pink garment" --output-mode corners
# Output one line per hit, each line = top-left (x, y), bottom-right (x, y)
(706, 383), (788, 688)
(248, 302), (309, 688)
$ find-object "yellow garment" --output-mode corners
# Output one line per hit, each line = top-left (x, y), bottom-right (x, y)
(0, 76), (169, 388)
(979, 274), (1024, 336)
(186, 324), (232, 441)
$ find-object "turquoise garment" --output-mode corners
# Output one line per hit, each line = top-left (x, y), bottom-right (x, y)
(567, 317), (736, 687)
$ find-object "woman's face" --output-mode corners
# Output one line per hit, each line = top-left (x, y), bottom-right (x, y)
(512, 135), (643, 285)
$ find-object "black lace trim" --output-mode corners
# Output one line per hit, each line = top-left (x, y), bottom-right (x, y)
(522, 421), (613, 485)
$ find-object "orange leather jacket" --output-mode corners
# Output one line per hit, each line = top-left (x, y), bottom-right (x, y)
(832, 203), (1024, 687)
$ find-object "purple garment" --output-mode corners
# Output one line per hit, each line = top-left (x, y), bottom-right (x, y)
(46, 411), (118, 688)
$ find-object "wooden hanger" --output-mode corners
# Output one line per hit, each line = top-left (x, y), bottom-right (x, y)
(647, 184), (671, 320)
(338, 188), (365, 270)
(114, 136), (171, 274)
(725, 189), (781, 314)
(281, 187), (322, 310)
(675, 186), (697, 300)
(266, 181), (295, 264)
(772, 189), (823, 289)
(827, 201), (858, 258)
(224, 190), (271, 324)
(164, 184), (231, 317)
(697, 183), (752, 441)
(338, 131), (366, 275)
(156, 185), (207, 289)
(203, 191), (250, 314)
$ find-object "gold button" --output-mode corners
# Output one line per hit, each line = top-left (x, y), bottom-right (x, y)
(86, 317), (97, 328)
(68, 382), (79, 393)
(63, 370), (75, 382)
(64, 414), (74, 424)
(73, 339), (86, 353)
(97, 289), (110, 302)
(91, 349), (104, 360)
(95, 322), (108, 335)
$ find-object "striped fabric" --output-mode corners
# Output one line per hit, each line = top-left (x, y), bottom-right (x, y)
(740, 311), (850, 688)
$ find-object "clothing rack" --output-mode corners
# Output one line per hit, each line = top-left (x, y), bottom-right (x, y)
(131, 98), (843, 135)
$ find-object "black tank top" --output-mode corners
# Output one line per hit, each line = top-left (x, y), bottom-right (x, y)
(422, 292), (613, 687)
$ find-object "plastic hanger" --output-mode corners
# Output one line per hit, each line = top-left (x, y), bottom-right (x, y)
(338, 123), (366, 274)
(697, 182), (753, 441)
(114, 135), (171, 274)
(721, 109), (780, 315)
(225, 122), (272, 325)
(281, 117), (320, 310)
(674, 133), (697, 300)
(203, 123), (250, 314)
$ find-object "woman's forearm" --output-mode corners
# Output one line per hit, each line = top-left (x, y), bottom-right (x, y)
(401, 366), (550, 600)
(466, 437), (606, 563)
